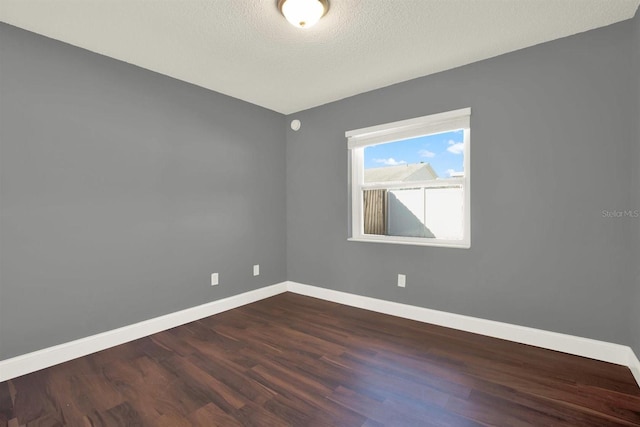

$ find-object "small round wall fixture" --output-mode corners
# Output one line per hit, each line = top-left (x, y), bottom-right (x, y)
(290, 119), (301, 131)
(278, 0), (329, 29)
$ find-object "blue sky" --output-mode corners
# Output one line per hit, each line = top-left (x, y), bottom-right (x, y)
(364, 130), (464, 178)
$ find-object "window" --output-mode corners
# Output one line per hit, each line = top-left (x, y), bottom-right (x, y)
(347, 108), (470, 248)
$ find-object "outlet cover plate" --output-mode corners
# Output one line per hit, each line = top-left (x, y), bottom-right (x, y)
(398, 274), (406, 287)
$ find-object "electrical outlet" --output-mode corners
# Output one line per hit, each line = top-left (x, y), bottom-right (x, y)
(397, 274), (406, 288)
(211, 273), (219, 286)
(253, 264), (260, 276)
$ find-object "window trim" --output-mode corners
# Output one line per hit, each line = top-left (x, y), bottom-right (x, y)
(347, 108), (471, 248)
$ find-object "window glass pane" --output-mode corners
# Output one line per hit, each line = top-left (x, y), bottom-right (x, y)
(363, 130), (464, 183)
(388, 188), (430, 237)
(382, 186), (464, 239)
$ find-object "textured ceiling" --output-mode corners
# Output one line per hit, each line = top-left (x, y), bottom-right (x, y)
(1, 1), (638, 114)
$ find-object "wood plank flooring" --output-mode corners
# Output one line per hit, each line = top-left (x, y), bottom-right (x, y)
(1, 292), (639, 426)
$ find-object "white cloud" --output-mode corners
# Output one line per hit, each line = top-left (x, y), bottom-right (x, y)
(419, 149), (436, 158)
(374, 158), (407, 166)
(447, 140), (464, 155)
(447, 169), (463, 177)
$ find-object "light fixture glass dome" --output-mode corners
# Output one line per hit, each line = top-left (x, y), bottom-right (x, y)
(278, 0), (329, 29)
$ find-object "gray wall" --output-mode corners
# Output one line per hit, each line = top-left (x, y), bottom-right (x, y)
(631, 11), (640, 357)
(286, 17), (639, 346)
(0, 23), (287, 360)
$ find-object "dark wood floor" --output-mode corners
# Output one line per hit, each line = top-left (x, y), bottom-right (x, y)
(1, 293), (639, 426)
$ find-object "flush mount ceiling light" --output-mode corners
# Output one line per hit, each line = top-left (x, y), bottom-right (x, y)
(278, 0), (329, 29)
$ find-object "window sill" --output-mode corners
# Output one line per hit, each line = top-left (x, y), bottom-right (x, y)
(348, 236), (470, 249)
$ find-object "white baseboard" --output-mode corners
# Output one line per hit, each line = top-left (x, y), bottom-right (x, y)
(286, 281), (640, 387)
(0, 282), (288, 382)
(629, 348), (640, 386)
(2, 280), (638, 389)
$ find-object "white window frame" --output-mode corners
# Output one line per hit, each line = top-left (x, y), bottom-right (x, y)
(346, 108), (471, 248)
